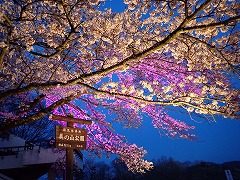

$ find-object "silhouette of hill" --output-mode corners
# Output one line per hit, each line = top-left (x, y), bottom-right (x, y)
(82, 158), (240, 180)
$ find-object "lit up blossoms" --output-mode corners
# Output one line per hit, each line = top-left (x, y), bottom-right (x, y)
(0, 0), (239, 173)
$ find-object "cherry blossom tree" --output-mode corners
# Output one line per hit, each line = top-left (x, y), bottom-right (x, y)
(0, 0), (239, 172)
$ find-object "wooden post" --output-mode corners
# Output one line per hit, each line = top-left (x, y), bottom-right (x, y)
(48, 167), (56, 180)
(66, 121), (74, 180)
(51, 114), (92, 180)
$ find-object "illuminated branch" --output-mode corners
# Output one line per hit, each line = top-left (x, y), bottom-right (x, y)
(0, 93), (77, 132)
(181, 33), (240, 76)
(0, 14), (12, 70)
(77, 82), (230, 117)
(182, 15), (240, 32)
(0, 0), (217, 99)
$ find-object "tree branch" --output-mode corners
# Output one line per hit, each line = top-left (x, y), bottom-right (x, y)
(0, 14), (12, 70)
(182, 15), (240, 32)
(181, 33), (240, 76)
(77, 82), (231, 117)
(0, 93), (77, 132)
(1, 0), (237, 104)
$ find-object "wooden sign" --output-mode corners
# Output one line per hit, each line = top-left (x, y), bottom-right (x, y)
(55, 126), (87, 150)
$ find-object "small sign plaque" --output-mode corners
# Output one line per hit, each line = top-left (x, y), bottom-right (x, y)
(55, 126), (87, 149)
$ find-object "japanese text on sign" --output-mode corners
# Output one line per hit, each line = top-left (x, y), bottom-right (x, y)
(55, 126), (87, 150)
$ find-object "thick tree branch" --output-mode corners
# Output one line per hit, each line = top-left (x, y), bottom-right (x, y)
(0, 14), (12, 70)
(187, 0), (213, 20)
(29, 30), (75, 58)
(0, 93), (77, 132)
(61, 0), (76, 32)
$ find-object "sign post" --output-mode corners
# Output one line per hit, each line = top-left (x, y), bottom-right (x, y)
(52, 114), (92, 180)
(66, 122), (74, 180)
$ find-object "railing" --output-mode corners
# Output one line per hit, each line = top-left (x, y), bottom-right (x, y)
(0, 141), (34, 159)
(0, 132), (10, 141)
(0, 137), (83, 163)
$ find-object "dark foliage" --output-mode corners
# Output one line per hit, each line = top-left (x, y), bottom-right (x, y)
(83, 157), (240, 180)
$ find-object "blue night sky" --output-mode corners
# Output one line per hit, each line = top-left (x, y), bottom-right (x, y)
(111, 114), (240, 163)
(84, 0), (240, 164)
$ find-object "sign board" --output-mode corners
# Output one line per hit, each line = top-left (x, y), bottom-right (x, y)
(55, 126), (87, 150)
